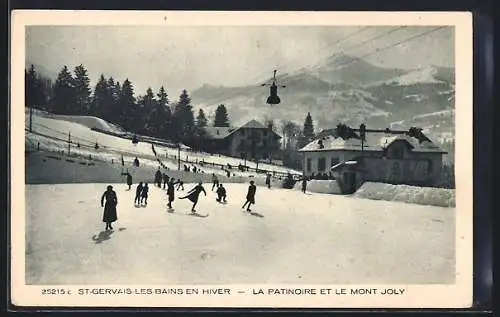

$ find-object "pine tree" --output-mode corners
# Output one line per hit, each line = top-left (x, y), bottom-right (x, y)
(213, 104), (230, 127)
(25, 65), (39, 110)
(173, 89), (195, 140)
(196, 109), (208, 128)
(299, 112), (315, 148)
(91, 74), (109, 118)
(73, 64), (91, 114)
(117, 78), (136, 131)
(140, 87), (157, 135)
(52, 66), (76, 114)
(156, 86), (172, 138)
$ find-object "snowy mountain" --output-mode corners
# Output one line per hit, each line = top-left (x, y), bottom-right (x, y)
(191, 54), (455, 134)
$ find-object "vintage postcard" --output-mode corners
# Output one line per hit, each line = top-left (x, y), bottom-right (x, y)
(11, 11), (473, 308)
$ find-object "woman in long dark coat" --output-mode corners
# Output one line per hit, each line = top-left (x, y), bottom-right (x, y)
(101, 185), (118, 231)
(179, 182), (207, 213)
(167, 178), (180, 209)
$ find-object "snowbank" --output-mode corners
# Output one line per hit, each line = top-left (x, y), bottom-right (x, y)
(354, 182), (455, 208)
(294, 179), (343, 194)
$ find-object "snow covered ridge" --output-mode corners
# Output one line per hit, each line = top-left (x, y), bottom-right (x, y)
(354, 182), (455, 208)
(385, 66), (446, 86)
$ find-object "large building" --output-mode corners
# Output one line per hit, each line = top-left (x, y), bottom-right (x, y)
(201, 120), (281, 160)
(298, 126), (447, 188)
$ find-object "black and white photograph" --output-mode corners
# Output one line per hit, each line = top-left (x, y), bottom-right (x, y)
(11, 11), (473, 308)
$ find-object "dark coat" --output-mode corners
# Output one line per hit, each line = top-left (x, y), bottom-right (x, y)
(182, 185), (206, 203)
(167, 181), (179, 201)
(141, 185), (149, 198)
(246, 184), (256, 203)
(265, 175), (271, 185)
(126, 174), (132, 185)
(135, 184), (143, 197)
(101, 190), (118, 223)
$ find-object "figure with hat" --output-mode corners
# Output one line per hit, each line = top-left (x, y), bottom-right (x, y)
(101, 185), (118, 231)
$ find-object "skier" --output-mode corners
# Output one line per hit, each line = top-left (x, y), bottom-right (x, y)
(134, 157), (140, 167)
(211, 173), (219, 191)
(176, 179), (184, 191)
(162, 173), (169, 189)
(141, 183), (149, 205)
(179, 182), (207, 213)
(155, 168), (162, 188)
(126, 173), (133, 190)
(134, 182), (143, 205)
(166, 178), (181, 209)
(265, 173), (271, 189)
(216, 184), (227, 203)
(100, 185), (118, 231)
(242, 180), (257, 212)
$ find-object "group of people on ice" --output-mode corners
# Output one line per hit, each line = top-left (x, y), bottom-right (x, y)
(99, 177), (259, 231)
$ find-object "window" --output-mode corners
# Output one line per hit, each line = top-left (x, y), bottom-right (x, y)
(307, 158), (311, 172)
(318, 157), (326, 171)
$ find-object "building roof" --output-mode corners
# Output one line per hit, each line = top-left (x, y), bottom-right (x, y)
(299, 131), (445, 153)
(240, 119), (266, 129)
(203, 119), (282, 140)
(203, 127), (236, 139)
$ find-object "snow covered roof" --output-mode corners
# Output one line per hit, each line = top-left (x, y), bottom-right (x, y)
(299, 132), (445, 153)
(203, 119), (281, 140)
(203, 127), (236, 139)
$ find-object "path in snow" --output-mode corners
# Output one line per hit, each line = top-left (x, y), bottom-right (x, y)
(26, 183), (455, 285)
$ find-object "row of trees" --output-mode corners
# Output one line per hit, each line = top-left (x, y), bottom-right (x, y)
(25, 64), (233, 145)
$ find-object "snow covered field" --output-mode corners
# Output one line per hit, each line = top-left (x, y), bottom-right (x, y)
(26, 183), (455, 285)
(26, 113), (301, 177)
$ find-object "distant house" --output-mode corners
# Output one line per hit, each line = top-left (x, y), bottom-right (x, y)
(202, 120), (281, 159)
(298, 126), (447, 188)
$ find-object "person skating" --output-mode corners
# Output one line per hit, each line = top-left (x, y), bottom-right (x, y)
(166, 178), (181, 209)
(126, 173), (133, 190)
(155, 168), (162, 188)
(162, 173), (169, 189)
(101, 185), (118, 231)
(176, 179), (184, 191)
(265, 173), (271, 189)
(134, 182), (143, 205)
(216, 183), (227, 203)
(179, 182), (207, 213)
(242, 180), (257, 212)
(141, 183), (149, 205)
(211, 173), (219, 191)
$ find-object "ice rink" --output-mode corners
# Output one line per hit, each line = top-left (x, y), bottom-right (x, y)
(25, 183), (455, 285)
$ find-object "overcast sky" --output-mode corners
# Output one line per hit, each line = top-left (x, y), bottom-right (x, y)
(26, 26), (454, 96)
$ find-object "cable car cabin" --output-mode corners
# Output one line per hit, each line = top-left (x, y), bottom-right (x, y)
(267, 84), (281, 105)
(262, 70), (285, 105)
